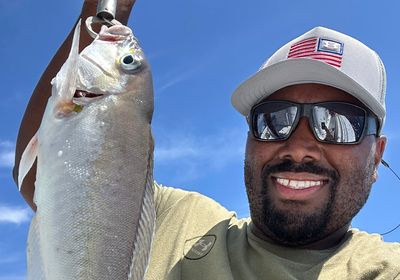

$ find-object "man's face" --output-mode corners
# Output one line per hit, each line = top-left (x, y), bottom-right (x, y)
(244, 84), (386, 247)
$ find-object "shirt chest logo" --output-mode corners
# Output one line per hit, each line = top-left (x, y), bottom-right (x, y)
(184, 235), (217, 260)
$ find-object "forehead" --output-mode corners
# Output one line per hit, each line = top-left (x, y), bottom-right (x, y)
(267, 83), (364, 106)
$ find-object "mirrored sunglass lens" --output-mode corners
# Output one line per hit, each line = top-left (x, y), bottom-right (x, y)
(254, 103), (298, 140)
(312, 104), (366, 143)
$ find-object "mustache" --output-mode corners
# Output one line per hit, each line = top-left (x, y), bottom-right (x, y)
(262, 160), (339, 181)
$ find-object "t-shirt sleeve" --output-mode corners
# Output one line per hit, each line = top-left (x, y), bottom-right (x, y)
(154, 182), (235, 221)
(153, 181), (192, 218)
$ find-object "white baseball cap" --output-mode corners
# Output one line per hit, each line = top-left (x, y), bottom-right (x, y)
(231, 26), (386, 131)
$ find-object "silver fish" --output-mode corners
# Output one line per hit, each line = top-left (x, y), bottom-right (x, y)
(19, 19), (155, 279)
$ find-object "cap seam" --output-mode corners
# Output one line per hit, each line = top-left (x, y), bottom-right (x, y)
(375, 52), (385, 104)
(374, 52), (386, 133)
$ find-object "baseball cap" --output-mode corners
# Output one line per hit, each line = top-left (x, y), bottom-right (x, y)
(231, 26), (386, 132)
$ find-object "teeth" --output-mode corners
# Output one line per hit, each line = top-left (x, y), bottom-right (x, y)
(276, 177), (322, 189)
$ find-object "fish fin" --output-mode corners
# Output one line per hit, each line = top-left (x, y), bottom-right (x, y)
(18, 133), (38, 191)
(128, 158), (156, 280)
(27, 215), (46, 280)
(51, 19), (81, 103)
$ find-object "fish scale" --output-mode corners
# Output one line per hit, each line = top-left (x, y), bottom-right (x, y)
(21, 20), (155, 280)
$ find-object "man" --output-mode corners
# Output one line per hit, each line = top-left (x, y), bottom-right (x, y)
(13, 1), (400, 279)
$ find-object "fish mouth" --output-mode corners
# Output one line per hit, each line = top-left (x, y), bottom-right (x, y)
(73, 90), (104, 105)
(74, 90), (103, 99)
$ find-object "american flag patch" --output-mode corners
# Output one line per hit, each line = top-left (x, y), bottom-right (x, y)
(287, 37), (344, 68)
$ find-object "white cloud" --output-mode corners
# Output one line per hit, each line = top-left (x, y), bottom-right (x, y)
(0, 141), (15, 168)
(155, 129), (245, 167)
(0, 206), (32, 225)
(154, 128), (246, 183)
(0, 253), (23, 265)
(154, 57), (208, 94)
(157, 74), (188, 93)
(0, 151), (14, 168)
(156, 138), (200, 162)
(0, 141), (14, 148)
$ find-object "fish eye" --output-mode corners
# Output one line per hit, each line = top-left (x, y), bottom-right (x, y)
(120, 53), (142, 71)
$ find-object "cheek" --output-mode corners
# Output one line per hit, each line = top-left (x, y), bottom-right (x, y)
(325, 141), (377, 225)
(245, 138), (280, 169)
(326, 140), (377, 177)
(245, 139), (270, 194)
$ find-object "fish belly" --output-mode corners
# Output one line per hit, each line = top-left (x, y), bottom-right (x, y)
(31, 96), (155, 280)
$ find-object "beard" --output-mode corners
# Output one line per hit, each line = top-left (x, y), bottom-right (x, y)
(244, 159), (374, 247)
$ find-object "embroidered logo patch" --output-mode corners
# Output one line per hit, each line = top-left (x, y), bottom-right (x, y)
(318, 38), (343, 55)
(287, 37), (344, 68)
(184, 235), (217, 260)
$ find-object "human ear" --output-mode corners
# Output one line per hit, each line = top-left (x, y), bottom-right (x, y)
(373, 136), (387, 181)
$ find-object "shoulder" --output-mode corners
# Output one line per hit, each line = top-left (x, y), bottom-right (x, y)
(344, 228), (400, 255)
(328, 228), (400, 278)
(153, 182), (236, 223)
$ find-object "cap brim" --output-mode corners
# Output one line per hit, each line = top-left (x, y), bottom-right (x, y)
(231, 58), (385, 122)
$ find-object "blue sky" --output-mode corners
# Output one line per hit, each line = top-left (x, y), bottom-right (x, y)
(1, 0), (400, 278)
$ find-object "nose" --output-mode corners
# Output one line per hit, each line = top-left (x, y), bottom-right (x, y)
(277, 117), (322, 163)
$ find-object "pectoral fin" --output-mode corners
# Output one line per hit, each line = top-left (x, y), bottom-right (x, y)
(18, 133), (38, 191)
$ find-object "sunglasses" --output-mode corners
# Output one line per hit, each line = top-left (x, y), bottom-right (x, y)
(249, 101), (379, 144)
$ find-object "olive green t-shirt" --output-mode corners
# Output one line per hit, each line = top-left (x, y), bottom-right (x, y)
(145, 184), (400, 280)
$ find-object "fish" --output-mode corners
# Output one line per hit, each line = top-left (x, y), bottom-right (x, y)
(18, 19), (155, 280)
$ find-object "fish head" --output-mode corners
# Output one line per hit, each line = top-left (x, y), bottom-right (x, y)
(60, 24), (153, 119)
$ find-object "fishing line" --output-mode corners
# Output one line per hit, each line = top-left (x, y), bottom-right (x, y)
(380, 224), (400, 236)
(379, 159), (400, 236)
(381, 159), (400, 181)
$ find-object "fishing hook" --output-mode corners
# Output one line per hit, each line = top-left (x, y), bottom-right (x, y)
(85, 0), (122, 39)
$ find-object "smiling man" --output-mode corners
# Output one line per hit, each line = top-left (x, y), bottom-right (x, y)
(232, 27), (388, 251)
(244, 84), (384, 249)
(14, 1), (400, 279)
(151, 27), (399, 279)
